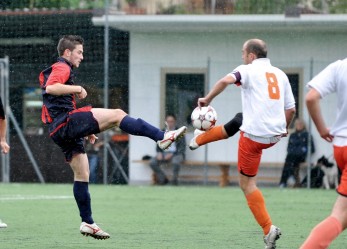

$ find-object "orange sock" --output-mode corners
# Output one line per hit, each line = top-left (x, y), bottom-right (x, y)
(246, 189), (272, 235)
(196, 125), (228, 146)
(300, 216), (342, 249)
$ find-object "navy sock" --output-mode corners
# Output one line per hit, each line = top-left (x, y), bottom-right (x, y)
(73, 181), (94, 224)
(119, 115), (164, 141)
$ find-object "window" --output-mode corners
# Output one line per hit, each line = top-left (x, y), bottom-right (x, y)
(284, 69), (303, 128)
(161, 69), (206, 128)
(23, 87), (43, 135)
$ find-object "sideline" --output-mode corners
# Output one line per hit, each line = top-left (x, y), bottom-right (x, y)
(0, 195), (73, 201)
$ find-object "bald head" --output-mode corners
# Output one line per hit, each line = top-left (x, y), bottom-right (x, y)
(244, 39), (267, 59)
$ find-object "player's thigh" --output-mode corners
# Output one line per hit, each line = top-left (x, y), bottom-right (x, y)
(238, 134), (262, 177)
(334, 145), (347, 196)
(91, 108), (127, 131)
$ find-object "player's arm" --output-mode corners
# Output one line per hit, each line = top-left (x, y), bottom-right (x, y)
(45, 63), (87, 99)
(46, 83), (86, 99)
(198, 74), (236, 107)
(306, 88), (333, 142)
(0, 118), (10, 154)
(285, 107), (296, 132)
(0, 99), (10, 154)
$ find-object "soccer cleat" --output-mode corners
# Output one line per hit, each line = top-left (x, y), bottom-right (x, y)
(189, 129), (205, 150)
(0, 220), (7, 228)
(157, 126), (187, 150)
(80, 222), (110, 240)
(264, 225), (281, 249)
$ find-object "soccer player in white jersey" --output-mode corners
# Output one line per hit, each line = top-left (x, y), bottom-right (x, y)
(300, 59), (347, 248)
(192, 39), (296, 249)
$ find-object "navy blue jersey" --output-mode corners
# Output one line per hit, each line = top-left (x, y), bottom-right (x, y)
(0, 96), (4, 120)
(39, 57), (77, 124)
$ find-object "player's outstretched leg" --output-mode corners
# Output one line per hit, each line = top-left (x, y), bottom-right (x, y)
(189, 112), (242, 150)
(91, 109), (186, 150)
(119, 115), (186, 150)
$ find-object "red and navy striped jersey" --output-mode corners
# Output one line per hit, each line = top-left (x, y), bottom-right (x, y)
(39, 57), (77, 124)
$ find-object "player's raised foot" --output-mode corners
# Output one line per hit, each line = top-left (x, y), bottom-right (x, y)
(189, 129), (205, 150)
(264, 225), (281, 249)
(157, 126), (187, 150)
(80, 222), (110, 240)
(0, 220), (7, 228)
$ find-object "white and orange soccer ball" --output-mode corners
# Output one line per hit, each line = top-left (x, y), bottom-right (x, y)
(191, 106), (217, 131)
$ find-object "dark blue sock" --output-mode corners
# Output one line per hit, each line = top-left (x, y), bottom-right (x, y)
(119, 115), (164, 141)
(73, 181), (94, 224)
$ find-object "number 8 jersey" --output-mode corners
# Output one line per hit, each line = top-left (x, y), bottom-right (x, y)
(228, 58), (296, 137)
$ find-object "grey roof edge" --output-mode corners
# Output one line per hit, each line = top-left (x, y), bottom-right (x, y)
(92, 14), (347, 33)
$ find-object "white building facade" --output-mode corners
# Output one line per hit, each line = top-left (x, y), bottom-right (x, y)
(93, 14), (347, 184)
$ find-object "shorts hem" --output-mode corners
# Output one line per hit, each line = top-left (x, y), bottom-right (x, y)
(239, 170), (256, 177)
(336, 189), (347, 198)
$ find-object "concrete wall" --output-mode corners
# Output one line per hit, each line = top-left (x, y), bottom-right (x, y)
(128, 30), (346, 184)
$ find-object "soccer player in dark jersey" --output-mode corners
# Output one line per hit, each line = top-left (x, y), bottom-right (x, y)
(0, 96), (10, 229)
(39, 35), (186, 239)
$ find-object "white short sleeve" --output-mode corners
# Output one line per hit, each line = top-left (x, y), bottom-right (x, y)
(227, 65), (248, 88)
(307, 61), (339, 97)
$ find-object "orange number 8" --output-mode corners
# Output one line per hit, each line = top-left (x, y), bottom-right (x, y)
(266, 72), (280, 100)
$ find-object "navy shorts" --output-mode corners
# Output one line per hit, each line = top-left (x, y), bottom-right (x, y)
(49, 106), (100, 162)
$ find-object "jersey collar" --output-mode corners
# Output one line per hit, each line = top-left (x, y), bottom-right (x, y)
(251, 58), (271, 65)
(57, 57), (73, 68)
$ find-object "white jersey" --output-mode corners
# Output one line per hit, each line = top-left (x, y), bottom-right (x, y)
(229, 58), (295, 137)
(307, 58), (347, 138)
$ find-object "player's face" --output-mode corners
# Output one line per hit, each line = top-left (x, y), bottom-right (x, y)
(241, 42), (255, 65)
(242, 45), (250, 64)
(68, 44), (84, 68)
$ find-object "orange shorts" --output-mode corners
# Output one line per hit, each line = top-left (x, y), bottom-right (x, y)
(238, 131), (277, 177)
(333, 145), (347, 196)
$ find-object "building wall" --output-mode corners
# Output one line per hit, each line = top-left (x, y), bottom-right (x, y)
(128, 30), (346, 184)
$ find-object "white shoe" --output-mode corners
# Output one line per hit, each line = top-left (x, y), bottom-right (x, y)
(264, 225), (281, 249)
(189, 129), (205, 150)
(80, 222), (110, 240)
(0, 220), (7, 228)
(157, 126), (187, 150)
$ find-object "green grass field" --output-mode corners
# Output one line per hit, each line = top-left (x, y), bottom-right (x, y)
(0, 183), (346, 249)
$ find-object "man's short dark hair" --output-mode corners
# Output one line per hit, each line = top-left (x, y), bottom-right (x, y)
(245, 39), (267, 58)
(57, 35), (84, 56)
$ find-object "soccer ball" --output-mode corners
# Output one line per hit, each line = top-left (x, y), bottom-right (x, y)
(191, 106), (217, 131)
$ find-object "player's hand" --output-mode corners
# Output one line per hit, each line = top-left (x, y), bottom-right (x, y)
(77, 87), (87, 100)
(320, 128), (334, 143)
(197, 97), (210, 107)
(0, 141), (10, 154)
(87, 134), (98, 144)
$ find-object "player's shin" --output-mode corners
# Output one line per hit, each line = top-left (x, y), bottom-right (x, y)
(196, 125), (227, 146)
(73, 181), (94, 224)
(119, 115), (164, 141)
(246, 189), (272, 235)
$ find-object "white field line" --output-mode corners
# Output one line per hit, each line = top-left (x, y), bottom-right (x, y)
(0, 195), (73, 201)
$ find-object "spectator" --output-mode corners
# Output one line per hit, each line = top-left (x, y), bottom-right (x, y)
(279, 118), (315, 188)
(150, 114), (186, 185)
(85, 136), (103, 184)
